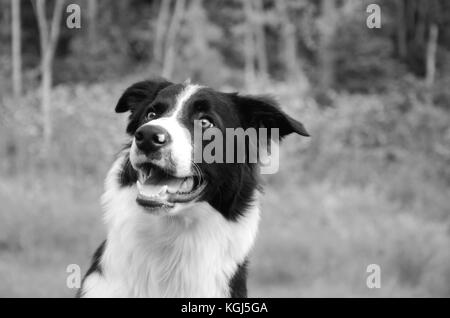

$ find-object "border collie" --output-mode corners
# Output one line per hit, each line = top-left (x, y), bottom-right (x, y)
(77, 78), (308, 298)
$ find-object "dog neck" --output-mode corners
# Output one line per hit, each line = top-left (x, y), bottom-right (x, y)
(88, 155), (260, 297)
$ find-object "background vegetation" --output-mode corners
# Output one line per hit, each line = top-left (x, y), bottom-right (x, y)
(0, 0), (449, 297)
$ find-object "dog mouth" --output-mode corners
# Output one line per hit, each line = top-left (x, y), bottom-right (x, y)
(135, 163), (206, 210)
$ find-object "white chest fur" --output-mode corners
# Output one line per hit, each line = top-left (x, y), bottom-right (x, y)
(81, 155), (260, 298)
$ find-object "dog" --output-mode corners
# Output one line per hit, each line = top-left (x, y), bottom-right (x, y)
(77, 78), (309, 297)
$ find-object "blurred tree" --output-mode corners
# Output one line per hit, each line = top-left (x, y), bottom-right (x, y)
(243, 0), (256, 87)
(396, 0), (407, 59)
(330, 1), (401, 94)
(162, 0), (186, 79)
(178, 0), (225, 85)
(87, 0), (98, 44)
(425, 23), (438, 106)
(114, 1), (128, 30)
(317, 0), (337, 92)
(0, 0), (448, 107)
(253, 0), (268, 81)
(392, 0), (447, 77)
(388, 0), (449, 106)
(426, 24), (439, 89)
(11, 0), (22, 101)
(33, 0), (65, 152)
(154, 0), (172, 66)
(276, 0), (301, 82)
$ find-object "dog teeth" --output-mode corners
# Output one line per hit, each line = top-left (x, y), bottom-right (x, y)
(158, 185), (168, 195)
(144, 168), (152, 180)
(136, 181), (168, 199)
(138, 167), (153, 183)
(179, 177), (194, 193)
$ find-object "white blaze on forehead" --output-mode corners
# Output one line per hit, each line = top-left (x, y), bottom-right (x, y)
(159, 84), (202, 176)
(172, 84), (203, 118)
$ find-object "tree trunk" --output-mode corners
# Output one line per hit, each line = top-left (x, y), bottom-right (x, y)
(243, 0), (256, 89)
(154, 0), (172, 65)
(276, 0), (302, 82)
(162, 0), (185, 79)
(35, 0), (65, 153)
(11, 0), (22, 100)
(425, 23), (438, 105)
(318, 0), (336, 91)
(396, 0), (407, 59)
(253, 0), (268, 81)
(414, 0), (428, 47)
(42, 51), (52, 152)
(87, 0), (98, 44)
(115, 1), (128, 29)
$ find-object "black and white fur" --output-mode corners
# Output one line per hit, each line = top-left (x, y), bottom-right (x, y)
(78, 78), (308, 298)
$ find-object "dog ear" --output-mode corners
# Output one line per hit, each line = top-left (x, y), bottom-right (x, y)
(232, 94), (309, 138)
(115, 78), (172, 113)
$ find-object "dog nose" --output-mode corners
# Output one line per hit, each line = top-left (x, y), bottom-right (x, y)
(135, 125), (170, 153)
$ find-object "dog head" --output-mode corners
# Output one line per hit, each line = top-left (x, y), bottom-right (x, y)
(115, 78), (309, 219)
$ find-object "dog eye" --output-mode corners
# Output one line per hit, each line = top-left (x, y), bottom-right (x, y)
(146, 112), (157, 121)
(199, 117), (214, 128)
